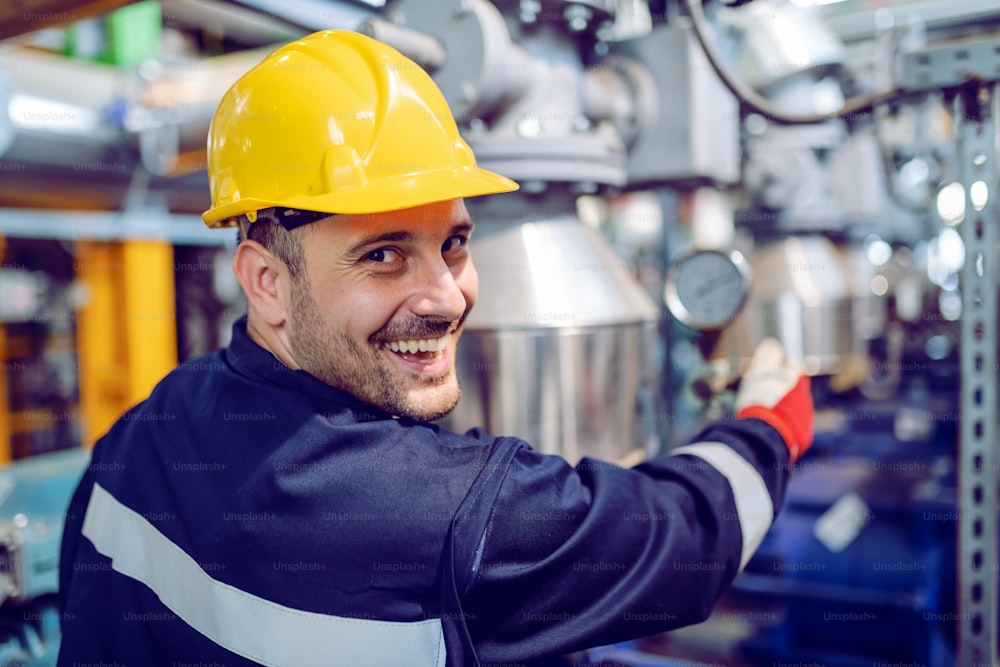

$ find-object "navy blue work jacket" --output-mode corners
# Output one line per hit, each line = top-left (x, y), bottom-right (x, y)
(58, 318), (789, 666)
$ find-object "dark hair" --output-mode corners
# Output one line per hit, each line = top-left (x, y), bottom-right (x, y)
(235, 213), (305, 280)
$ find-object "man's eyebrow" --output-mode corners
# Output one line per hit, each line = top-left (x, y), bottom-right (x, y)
(345, 230), (415, 257)
(344, 221), (474, 258)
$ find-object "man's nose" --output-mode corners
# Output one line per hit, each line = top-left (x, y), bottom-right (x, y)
(409, 257), (468, 322)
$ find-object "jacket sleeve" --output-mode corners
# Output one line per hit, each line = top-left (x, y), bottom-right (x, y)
(457, 417), (790, 663)
(59, 462), (95, 617)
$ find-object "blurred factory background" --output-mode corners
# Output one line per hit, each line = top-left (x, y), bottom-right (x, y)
(0, 0), (996, 664)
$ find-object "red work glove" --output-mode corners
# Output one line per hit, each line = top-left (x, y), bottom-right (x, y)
(735, 338), (814, 463)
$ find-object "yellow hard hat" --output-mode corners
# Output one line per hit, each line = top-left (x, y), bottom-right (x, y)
(202, 30), (518, 228)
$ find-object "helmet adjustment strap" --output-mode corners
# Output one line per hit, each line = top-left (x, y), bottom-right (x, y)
(256, 207), (333, 231)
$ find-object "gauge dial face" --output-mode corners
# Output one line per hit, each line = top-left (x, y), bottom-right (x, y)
(664, 250), (751, 331)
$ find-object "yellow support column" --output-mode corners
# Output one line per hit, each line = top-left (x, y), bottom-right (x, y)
(75, 239), (177, 446)
(0, 325), (10, 464)
(122, 240), (177, 407)
(0, 235), (8, 461)
(75, 241), (128, 447)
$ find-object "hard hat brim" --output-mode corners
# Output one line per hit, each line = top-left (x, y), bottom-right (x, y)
(202, 166), (518, 228)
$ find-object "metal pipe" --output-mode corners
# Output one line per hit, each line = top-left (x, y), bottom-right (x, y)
(129, 47), (274, 176)
(357, 19), (446, 71)
(0, 0), (137, 40)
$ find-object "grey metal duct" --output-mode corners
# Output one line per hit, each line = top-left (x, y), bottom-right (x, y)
(0, 45), (130, 171)
(0, 0), (363, 198)
(227, 0), (375, 32)
(126, 46), (274, 176)
(161, 0), (306, 47)
(0, 41), (273, 210)
(0, 42), (276, 174)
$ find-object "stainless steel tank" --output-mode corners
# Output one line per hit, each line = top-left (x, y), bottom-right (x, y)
(443, 207), (661, 465)
(721, 235), (890, 382)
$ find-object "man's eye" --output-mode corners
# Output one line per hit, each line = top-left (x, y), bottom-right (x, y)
(365, 248), (402, 264)
(442, 235), (468, 253)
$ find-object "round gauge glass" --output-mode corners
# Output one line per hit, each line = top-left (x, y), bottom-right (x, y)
(664, 250), (751, 331)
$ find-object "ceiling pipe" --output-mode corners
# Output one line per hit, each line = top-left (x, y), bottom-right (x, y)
(0, 0), (137, 41)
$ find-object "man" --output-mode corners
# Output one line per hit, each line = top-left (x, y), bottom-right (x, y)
(58, 30), (813, 666)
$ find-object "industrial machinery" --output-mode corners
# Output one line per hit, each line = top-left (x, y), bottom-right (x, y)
(0, 0), (996, 665)
(0, 449), (88, 665)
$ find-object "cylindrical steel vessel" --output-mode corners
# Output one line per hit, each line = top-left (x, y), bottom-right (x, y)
(721, 235), (890, 379)
(442, 210), (661, 465)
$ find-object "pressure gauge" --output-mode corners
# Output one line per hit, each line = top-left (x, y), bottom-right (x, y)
(664, 249), (752, 331)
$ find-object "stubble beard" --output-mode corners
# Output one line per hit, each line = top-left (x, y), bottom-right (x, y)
(287, 281), (462, 421)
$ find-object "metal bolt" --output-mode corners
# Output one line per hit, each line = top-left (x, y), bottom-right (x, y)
(564, 4), (593, 32)
(520, 0), (541, 23)
(745, 113), (768, 136)
(517, 115), (543, 137)
(522, 179), (547, 194)
(460, 81), (478, 104)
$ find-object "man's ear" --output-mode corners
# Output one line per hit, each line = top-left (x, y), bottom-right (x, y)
(232, 240), (291, 327)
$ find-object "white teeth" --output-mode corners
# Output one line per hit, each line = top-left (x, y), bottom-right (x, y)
(384, 335), (451, 355)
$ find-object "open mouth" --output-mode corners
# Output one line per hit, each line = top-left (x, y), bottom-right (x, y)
(382, 335), (450, 365)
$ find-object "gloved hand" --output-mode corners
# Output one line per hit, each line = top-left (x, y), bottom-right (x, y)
(735, 338), (814, 463)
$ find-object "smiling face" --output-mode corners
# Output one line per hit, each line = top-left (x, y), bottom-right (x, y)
(285, 199), (477, 421)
